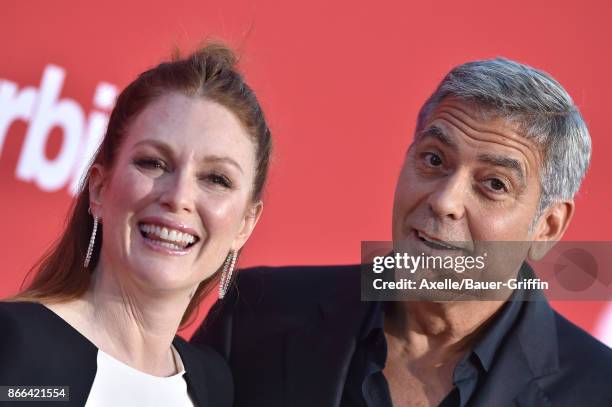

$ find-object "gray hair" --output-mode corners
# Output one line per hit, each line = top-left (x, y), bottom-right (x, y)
(416, 57), (591, 222)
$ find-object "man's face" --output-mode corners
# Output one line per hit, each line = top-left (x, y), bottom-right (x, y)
(392, 98), (544, 254)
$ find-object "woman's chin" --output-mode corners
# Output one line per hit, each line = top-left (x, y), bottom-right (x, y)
(127, 260), (195, 293)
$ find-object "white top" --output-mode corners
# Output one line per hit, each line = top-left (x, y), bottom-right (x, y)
(85, 346), (195, 406)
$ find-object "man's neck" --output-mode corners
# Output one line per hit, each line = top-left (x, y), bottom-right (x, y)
(384, 300), (505, 362)
(381, 300), (506, 407)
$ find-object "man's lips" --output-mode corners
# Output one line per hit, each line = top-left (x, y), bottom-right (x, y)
(413, 229), (467, 251)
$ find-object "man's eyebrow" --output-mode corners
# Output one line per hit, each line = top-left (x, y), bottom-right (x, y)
(418, 125), (458, 150)
(477, 153), (526, 185)
(132, 140), (243, 174)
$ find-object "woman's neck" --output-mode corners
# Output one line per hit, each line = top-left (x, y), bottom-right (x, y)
(48, 260), (193, 377)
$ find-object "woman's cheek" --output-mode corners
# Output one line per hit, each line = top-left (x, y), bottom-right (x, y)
(115, 169), (156, 204)
(200, 193), (249, 238)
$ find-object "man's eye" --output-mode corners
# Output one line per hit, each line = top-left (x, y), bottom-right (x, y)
(485, 178), (508, 192)
(423, 152), (443, 167)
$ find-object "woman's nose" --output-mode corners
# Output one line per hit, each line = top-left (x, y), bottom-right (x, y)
(158, 170), (196, 213)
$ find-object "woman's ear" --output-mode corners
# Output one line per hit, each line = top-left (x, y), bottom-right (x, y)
(88, 164), (107, 218)
(528, 200), (574, 261)
(231, 201), (264, 251)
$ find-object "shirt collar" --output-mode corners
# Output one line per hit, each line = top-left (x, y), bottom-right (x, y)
(359, 301), (386, 341)
(471, 285), (525, 371)
(360, 263), (534, 372)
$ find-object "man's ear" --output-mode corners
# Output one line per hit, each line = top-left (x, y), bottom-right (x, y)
(528, 200), (574, 261)
(231, 201), (264, 251)
(88, 164), (108, 218)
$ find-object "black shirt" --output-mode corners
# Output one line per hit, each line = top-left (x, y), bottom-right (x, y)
(340, 290), (525, 407)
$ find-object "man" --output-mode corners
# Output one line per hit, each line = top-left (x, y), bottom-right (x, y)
(192, 58), (612, 406)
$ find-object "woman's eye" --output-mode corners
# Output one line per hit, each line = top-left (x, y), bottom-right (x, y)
(135, 157), (167, 171)
(206, 173), (232, 189)
(423, 152), (443, 167)
(485, 178), (508, 192)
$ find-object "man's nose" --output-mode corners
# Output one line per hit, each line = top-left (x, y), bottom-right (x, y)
(159, 170), (196, 213)
(427, 172), (467, 221)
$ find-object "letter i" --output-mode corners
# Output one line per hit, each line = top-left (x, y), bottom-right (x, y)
(70, 82), (117, 194)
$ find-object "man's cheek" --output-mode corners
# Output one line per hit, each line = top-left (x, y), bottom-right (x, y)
(480, 213), (530, 240)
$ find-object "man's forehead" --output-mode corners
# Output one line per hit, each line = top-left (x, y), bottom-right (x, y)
(426, 99), (542, 155)
(423, 99), (523, 137)
(415, 99), (544, 180)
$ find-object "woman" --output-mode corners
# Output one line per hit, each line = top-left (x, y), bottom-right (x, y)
(0, 43), (272, 406)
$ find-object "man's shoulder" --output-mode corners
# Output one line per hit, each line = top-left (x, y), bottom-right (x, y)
(196, 264), (364, 346)
(553, 310), (612, 371)
(237, 263), (361, 285)
(534, 310), (612, 404)
(229, 264), (361, 306)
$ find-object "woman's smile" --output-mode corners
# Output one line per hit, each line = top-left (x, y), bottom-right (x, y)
(138, 218), (200, 256)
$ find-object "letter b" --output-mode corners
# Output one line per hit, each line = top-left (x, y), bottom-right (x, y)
(16, 65), (84, 191)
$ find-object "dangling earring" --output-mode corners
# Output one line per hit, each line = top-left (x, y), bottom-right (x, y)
(218, 250), (237, 299)
(84, 213), (99, 268)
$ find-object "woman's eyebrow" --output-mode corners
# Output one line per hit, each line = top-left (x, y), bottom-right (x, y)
(203, 155), (243, 174)
(132, 139), (174, 158)
(132, 140), (243, 173)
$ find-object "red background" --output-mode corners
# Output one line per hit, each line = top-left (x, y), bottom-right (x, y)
(1, 0), (611, 342)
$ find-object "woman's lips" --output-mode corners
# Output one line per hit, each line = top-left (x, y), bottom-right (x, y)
(140, 231), (193, 256)
(139, 223), (197, 248)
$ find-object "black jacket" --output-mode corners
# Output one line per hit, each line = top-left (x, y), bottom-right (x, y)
(0, 301), (233, 407)
(192, 264), (612, 407)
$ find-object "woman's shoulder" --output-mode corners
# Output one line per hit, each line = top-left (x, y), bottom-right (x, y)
(173, 336), (233, 407)
(0, 299), (44, 314)
(0, 300), (51, 333)
(0, 300), (97, 364)
(0, 301), (99, 405)
(0, 300), (97, 351)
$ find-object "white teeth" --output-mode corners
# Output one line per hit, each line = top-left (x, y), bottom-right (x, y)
(147, 239), (181, 250)
(138, 223), (197, 247)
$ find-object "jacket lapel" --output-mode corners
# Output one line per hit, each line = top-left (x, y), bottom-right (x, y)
(513, 381), (553, 407)
(510, 288), (559, 407)
(470, 283), (560, 407)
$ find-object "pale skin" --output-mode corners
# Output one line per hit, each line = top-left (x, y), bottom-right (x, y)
(46, 92), (263, 377)
(385, 98), (574, 406)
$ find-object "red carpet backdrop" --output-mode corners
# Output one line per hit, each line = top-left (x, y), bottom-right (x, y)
(1, 0), (611, 341)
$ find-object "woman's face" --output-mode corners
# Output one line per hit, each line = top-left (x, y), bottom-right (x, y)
(90, 92), (261, 293)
